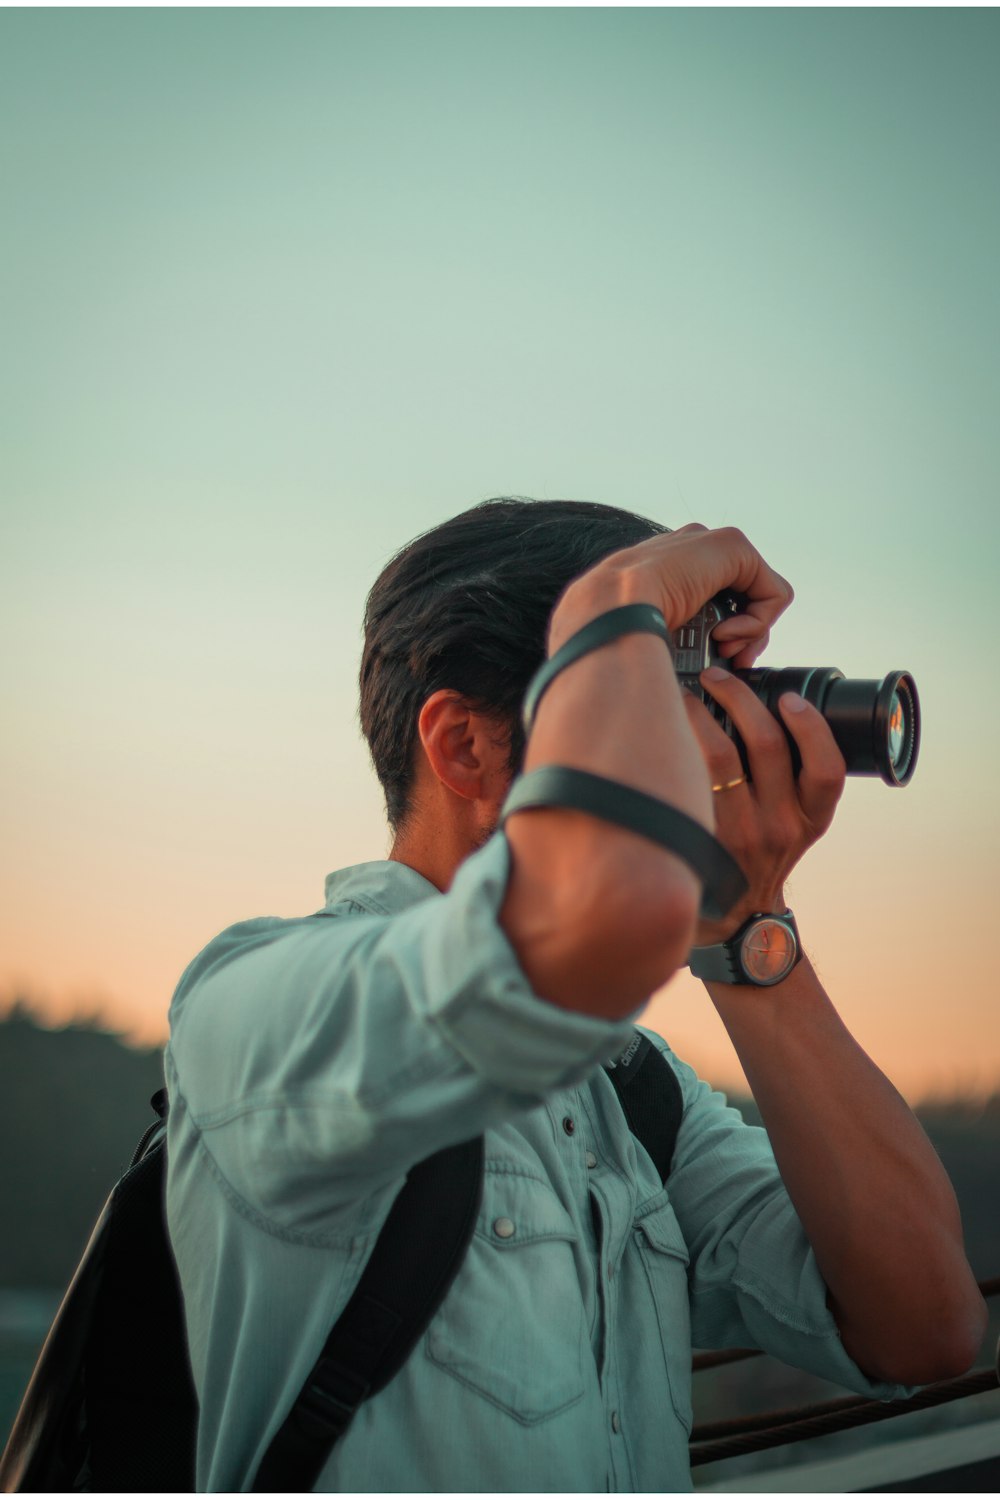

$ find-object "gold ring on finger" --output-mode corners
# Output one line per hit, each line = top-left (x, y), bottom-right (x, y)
(711, 775), (748, 794)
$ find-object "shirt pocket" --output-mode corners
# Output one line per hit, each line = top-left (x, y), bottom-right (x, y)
(633, 1191), (694, 1434)
(425, 1169), (588, 1426)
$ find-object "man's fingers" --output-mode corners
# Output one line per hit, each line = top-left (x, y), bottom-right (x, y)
(682, 690), (745, 786)
(616, 525), (793, 637)
(697, 668), (793, 807)
(712, 530), (794, 633)
(694, 671), (847, 837)
(777, 693), (847, 832)
(711, 614), (771, 665)
(711, 614), (766, 641)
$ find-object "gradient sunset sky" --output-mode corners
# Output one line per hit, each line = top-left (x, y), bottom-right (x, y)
(3, 7), (998, 1100)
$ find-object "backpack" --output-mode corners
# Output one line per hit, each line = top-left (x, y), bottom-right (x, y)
(0, 1030), (682, 1493)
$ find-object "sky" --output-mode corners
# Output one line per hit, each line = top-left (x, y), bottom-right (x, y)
(2, 7), (998, 1101)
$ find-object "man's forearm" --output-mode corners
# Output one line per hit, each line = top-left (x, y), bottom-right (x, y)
(501, 528), (794, 1018)
(705, 952), (987, 1384)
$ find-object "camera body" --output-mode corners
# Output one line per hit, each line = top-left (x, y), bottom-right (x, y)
(671, 590), (920, 787)
(670, 591), (740, 683)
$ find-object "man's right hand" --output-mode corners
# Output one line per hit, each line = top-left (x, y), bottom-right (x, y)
(551, 523), (795, 672)
(502, 521), (795, 1019)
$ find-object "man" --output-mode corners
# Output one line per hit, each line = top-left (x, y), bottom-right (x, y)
(165, 498), (985, 1492)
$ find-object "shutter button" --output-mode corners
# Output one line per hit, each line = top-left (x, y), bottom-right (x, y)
(562, 1116), (575, 1135)
(493, 1217), (516, 1239)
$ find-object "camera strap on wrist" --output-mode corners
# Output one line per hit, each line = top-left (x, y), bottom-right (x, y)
(523, 603), (671, 733)
(501, 766), (747, 921)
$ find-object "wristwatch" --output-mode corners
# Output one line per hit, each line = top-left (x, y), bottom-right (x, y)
(689, 909), (802, 987)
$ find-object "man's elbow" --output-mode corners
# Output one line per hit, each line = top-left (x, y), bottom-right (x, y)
(913, 1291), (989, 1382)
(502, 838), (702, 1017)
(595, 864), (702, 1002)
(848, 1291), (989, 1386)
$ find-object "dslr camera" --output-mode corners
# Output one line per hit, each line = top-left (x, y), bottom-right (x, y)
(672, 591), (920, 787)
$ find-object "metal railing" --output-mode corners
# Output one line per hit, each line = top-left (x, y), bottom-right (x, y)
(689, 1276), (1000, 1468)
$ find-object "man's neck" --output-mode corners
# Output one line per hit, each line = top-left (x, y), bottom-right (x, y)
(388, 823), (462, 893)
(388, 773), (504, 893)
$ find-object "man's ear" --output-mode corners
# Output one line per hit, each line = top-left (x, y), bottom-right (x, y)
(417, 690), (509, 802)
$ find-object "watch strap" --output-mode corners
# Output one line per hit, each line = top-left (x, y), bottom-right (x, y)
(688, 937), (746, 986)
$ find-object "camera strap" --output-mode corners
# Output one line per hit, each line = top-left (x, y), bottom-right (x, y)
(500, 766), (747, 921)
(522, 603), (671, 733)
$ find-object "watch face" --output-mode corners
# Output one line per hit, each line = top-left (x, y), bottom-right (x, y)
(741, 918), (796, 985)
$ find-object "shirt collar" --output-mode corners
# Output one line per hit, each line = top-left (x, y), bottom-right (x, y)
(323, 858), (440, 918)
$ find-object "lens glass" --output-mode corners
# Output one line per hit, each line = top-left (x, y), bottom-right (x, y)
(888, 691), (905, 767)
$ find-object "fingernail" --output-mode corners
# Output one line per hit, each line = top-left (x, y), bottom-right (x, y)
(782, 692), (807, 713)
(702, 666), (730, 683)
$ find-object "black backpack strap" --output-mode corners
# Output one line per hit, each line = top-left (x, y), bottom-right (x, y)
(603, 1031), (684, 1182)
(251, 1134), (484, 1493)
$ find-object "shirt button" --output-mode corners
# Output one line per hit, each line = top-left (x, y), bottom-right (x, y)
(493, 1217), (516, 1239)
(562, 1116), (576, 1135)
(611, 1410), (621, 1434)
(585, 1150), (598, 1169)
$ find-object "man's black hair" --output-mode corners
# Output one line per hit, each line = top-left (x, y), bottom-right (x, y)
(359, 496), (667, 832)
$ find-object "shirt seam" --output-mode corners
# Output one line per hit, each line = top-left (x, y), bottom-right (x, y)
(580, 1081), (641, 1202)
(324, 891), (395, 918)
(190, 1049), (462, 1129)
(170, 1075), (377, 1248)
(483, 1160), (553, 1182)
(727, 1271), (838, 1337)
(192, 1130), (378, 1248)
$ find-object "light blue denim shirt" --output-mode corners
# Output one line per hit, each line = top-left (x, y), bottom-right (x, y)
(165, 832), (909, 1492)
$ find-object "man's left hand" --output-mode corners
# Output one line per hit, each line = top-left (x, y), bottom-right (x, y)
(685, 666), (847, 949)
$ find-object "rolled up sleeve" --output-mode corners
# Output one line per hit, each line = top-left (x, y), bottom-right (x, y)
(658, 1045), (916, 1402)
(166, 834), (634, 1234)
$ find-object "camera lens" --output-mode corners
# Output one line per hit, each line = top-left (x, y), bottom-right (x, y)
(740, 667), (921, 786)
(694, 591), (921, 788)
(874, 672), (919, 785)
